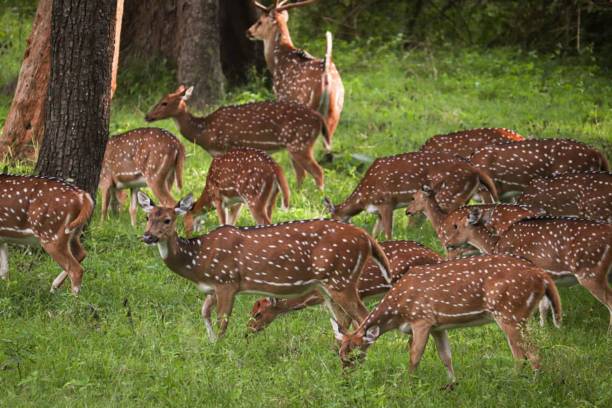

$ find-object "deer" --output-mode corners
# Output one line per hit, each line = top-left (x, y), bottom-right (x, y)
(248, 0), (344, 158)
(248, 240), (442, 333)
(99, 127), (185, 226)
(331, 254), (562, 389)
(421, 128), (525, 159)
(183, 147), (290, 234)
(323, 151), (499, 240)
(517, 172), (612, 223)
(137, 192), (391, 341)
(145, 85), (329, 189)
(469, 138), (610, 201)
(0, 174), (94, 293)
(438, 208), (612, 332)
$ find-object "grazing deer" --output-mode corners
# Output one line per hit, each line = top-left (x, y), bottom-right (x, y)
(518, 172), (612, 222)
(324, 151), (499, 240)
(331, 255), (561, 388)
(138, 192), (391, 341)
(145, 85), (329, 189)
(183, 147), (290, 234)
(421, 128), (524, 159)
(440, 210), (612, 331)
(470, 138), (609, 201)
(99, 127), (185, 226)
(0, 174), (94, 293)
(248, 0), (344, 154)
(248, 240), (442, 332)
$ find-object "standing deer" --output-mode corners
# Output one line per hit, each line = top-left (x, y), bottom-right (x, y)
(517, 172), (612, 222)
(0, 174), (93, 293)
(421, 128), (524, 159)
(470, 138), (609, 201)
(248, 0), (344, 156)
(332, 255), (561, 388)
(323, 151), (498, 240)
(145, 85), (329, 189)
(138, 192), (391, 341)
(439, 210), (612, 331)
(248, 240), (442, 332)
(99, 127), (185, 226)
(183, 147), (290, 234)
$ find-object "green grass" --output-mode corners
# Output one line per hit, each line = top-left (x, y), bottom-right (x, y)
(1, 18), (612, 408)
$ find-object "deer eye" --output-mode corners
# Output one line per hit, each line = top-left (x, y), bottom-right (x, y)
(164, 219), (171, 224)
(161, 102), (168, 107)
(145, 216), (149, 221)
(453, 224), (458, 230)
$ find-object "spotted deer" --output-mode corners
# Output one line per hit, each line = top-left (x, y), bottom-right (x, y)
(0, 174), (94, 293)
(138, 192), (391, 341)
(421, 128), (524, 159)
(323, 151), (499, 240)
(331, 255), (561, 388)
(470, 138), (609, 201)
(248, 240), (442, 333)
(146, 85), (329, 189)
(99, 127), (185, 226)
(440, 210), (612, 331)
(248, 0), (344, 155)
(518, 172), (612, 222)
(183, 147), (290, 234)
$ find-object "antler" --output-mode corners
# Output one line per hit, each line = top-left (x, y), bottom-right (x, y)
(252, 0), (271, 11)
(276, 0), (317, 12)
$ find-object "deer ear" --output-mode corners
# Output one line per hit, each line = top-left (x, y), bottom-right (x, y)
(467, 208), (483, 225)
(323, 197), (335, 214)
(176, 84), (186, 93)
(182, 86), (194, 101)
(175, 193), (194, 215)
(266, 296), (277, 307)
(137, 191), (155, 213)
(364, 326), (380, 344)
(421, 185), (434, 195)
(330, 318), (346, 342)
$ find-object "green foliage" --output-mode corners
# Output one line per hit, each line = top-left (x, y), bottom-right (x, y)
(1, 6), (612, 408)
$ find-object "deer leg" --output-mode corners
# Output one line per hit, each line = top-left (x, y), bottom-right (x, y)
(149, 177), (176, 208)
(265, 183), (279, 221)
(292, 150), (324, 190)
(538, 297), (551, 327)
(128, 188), (139, 227)
(578, 275), (612, 334)
(321, 292), (353, 336)
(201, 294), (217, 342)
(378, 204), (394, 240)
(0, 244), (8, 280)
(43, 239), (84, 294)
(408, 322), (431, 374)
(498, 320), (540, 370)
(215, 286), (238, 338)
(225, 203), (242, 226)
(326, 284), (369, 327)
(432, 330), (456, 388)
(70, 230), (87, 263)
(372, 216), (383, 238)
(100, 182), (112, 221)
(290, 156), (307, 188)
(214, 201), (226, 225)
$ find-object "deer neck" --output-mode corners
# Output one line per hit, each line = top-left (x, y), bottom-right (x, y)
(422, 197), (447, 234)
(357, 302), (402, 339)
(334, 200), (363, 221)
(173, 108), (207, 145)
(266, 24), (295, 72)
(467, 226), (498, 254)
(157, 231), (201, 283)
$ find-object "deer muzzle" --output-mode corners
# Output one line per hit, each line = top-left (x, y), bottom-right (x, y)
(142, 233), (159, 245)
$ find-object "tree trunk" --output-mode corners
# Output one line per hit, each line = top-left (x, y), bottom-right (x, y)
(0, 0), (52, 162)
(111, 0), (125, 98)
(35, 0), (117, 199)
(176, 0), (225, 108)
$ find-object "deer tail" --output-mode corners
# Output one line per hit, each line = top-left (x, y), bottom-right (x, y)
(367, 235), (392, 284)
(273, 162), (290, 209)
(175, 142), (185, 190)
(473, 166), (499, 202)
(543, 274), (563, 328)
(67, 191), (94, 232)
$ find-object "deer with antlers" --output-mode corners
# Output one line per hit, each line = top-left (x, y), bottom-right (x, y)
(421, 128), (524, 159)
(248, 240), (442, 333)
(183, 147), (290, 234)
(517, 172), (612, 222)
(470, 138), (609, 201)
(0, 174), (93, 293)
(436, 206), (612, 331)
(138, 192), (391, 341)
(146, 85), (329, 189)
(247, 0), (344, 157)
(331, 255), (561, 388)
(324, 151), (499, 240)
(99, 127), (185, 226)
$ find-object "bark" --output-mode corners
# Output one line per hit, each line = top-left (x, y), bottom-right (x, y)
(176, 0), (225, 108)
(35, 0), (117, 199)
(111, 0), (125, 98)
(0, 0), (52, 162)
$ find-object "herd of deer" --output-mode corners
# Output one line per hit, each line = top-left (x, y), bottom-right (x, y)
(0, 0), (610, 389)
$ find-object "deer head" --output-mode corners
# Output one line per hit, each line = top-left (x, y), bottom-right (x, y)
(247, 297), (279, 332)
(406, 185), (434, 215)
(138, 192), (194, 244)
(331, 319), (379, 368)
(246, 0), (315, 41)
(145, 85), (194, 122)
(438, 207), (489, 251)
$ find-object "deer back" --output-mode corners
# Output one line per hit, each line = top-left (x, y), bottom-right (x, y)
(421, 128), (524, 159)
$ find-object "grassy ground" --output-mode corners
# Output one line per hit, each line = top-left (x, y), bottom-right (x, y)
(1, 11), (612, 407)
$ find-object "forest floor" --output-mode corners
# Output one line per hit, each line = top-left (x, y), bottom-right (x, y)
(1, 17), (612, 407)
